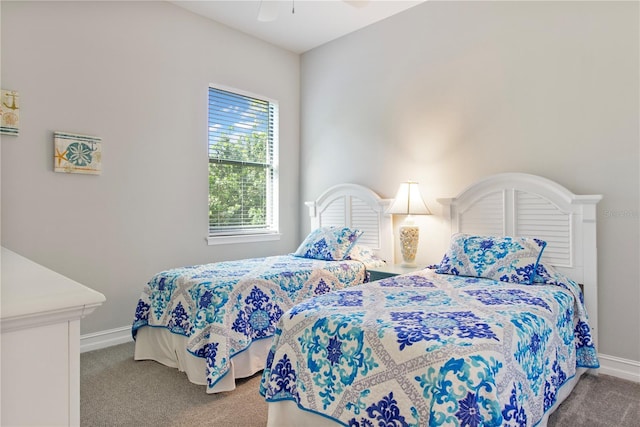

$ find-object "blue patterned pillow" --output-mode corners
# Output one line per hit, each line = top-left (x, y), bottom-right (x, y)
(293, 226), (363, 261)
(435, 233), (547, 284)
(533, 263), (584, 300)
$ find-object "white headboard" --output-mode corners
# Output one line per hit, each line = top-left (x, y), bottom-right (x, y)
(305, 183), (393, 263)
(438, 173), (602, 346)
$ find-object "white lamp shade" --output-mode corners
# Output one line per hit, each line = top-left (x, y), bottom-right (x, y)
(386, 181), (431, 215)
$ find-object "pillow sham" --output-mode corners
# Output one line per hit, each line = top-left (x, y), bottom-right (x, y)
(293, 226), (363, 261)
(435, 233), (546, 284)
(533, 263), (584, 301)
(346, 244), (387, 268)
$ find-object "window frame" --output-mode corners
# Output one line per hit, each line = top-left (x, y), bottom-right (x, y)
(206, 84), (280, 245)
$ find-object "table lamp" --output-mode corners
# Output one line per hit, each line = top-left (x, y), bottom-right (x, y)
(386, 181), (431, 267)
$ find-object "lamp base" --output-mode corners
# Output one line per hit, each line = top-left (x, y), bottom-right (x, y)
(400, 261), (417, 268)
(399, 224), (419, 267)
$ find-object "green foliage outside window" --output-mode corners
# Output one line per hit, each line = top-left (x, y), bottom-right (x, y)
(208, 86), (276, 234)
(208, 127), (271, 231)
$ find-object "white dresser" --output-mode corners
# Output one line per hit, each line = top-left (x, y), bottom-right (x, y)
(1, 247), (106, 426)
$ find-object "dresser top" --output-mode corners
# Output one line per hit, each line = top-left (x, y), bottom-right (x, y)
(1, 247), (106, 326)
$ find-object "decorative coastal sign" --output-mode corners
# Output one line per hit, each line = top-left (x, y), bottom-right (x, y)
(1, 89), (20, 135)
(54, 132), (102, 175)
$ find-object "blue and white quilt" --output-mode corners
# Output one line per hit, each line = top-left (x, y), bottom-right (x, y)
(132, 255), (370, 391)
(260, 266), (599, 426)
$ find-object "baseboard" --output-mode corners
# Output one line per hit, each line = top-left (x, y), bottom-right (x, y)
(598, 353), (640, 383)
(80, 325), (133, 353)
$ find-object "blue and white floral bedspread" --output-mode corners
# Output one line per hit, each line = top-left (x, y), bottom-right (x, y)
(260, 266), (599, 426)
(132, 255), (367, 390)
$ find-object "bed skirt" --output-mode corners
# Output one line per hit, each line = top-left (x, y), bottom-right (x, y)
(265, 368), (590, 427)
(134, 326), (272, 393)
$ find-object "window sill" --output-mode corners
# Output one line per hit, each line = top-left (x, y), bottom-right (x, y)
(207, 233), (281, 246)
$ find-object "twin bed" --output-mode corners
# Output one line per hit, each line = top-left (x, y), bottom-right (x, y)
(132, 183), (393, 393)
(132, 173), (601, 426)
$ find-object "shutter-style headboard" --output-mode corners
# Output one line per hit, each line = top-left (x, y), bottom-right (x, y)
(438, 173), (602, 346)
(305, 183), (393, 263)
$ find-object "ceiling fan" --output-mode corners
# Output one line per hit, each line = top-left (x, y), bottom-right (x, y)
(257, 0), (369, 22)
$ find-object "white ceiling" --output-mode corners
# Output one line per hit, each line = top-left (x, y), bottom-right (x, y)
(169, 0), (426, 54)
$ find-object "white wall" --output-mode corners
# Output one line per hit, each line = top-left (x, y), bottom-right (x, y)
(300, 1), (639, 363)
(1, 1), (300, 335)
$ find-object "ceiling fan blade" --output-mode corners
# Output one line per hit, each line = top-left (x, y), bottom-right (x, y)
(257, 0), (279, 22)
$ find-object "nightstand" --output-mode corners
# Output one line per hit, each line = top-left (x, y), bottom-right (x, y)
(368, 264), (427, 282)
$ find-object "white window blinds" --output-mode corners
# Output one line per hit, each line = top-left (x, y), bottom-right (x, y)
(208, 86), (279, 236)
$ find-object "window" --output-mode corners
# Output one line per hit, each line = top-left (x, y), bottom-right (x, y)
(207, 85), (279, 243)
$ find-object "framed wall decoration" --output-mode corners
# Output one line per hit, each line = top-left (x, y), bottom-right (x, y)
(54, 131), (102, 175)
(1, 89), (20, 135)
